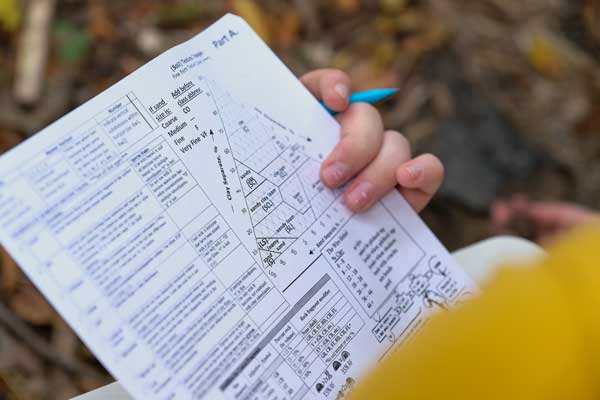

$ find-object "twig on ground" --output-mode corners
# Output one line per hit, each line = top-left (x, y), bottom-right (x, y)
(13, 0), (57, 106)
(0, 301), (106, 383)
(293, 0), (321, 39)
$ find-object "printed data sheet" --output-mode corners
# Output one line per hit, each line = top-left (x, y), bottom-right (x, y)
(0, 14), (477, 400)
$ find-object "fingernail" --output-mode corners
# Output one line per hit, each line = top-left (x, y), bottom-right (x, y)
(323, 162), (351, 186)
(334, 83), (349, 101)
(346, 181), (374, 210)
(405, 164), (423, 181)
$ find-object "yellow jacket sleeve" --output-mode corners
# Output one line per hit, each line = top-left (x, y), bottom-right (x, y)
(350, 228), (600, 400)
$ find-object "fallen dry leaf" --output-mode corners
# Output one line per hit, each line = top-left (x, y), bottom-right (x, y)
(77, 373), (112, 395)
(373, 16), (397, 35)
(373, 39), (398, 70)
(88, 2), (117, 40)
(0, 326), (43, 372)
(394, 10), (427, 33)
(379, 0), (409, 15)
(49, 368), (80, 399)
(400, 19), (450, 55)
(52, 318), (78, 359)
(527, 33), (565, 78)
(0, 129), (23, 153)
(0, 247), (21, 296)
(334, 0), (362, 15)
(275, 9), (301, 49)
(350, 61), (399, 91)
(230, 0), (271, 44)
(583, 0), (600, 44)
(10, 281), (55, 326)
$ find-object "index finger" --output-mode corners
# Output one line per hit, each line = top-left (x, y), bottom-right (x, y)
(300, 69), (351, 112)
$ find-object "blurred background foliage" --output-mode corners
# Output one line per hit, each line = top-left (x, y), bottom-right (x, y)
(0, 0), (599, 398)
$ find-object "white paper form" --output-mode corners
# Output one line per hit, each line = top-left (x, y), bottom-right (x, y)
(0, 14), (477, 400)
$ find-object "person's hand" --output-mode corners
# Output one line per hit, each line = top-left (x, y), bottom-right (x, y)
(300, 69), (444, 213)
(491, 194), (600, 244)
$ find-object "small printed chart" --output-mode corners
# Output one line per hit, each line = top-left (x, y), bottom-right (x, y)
(201, 77), (342, 274)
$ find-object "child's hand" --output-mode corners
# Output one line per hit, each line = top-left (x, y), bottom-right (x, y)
(301, 69), (444, 213)
(491, 195), (600, 245)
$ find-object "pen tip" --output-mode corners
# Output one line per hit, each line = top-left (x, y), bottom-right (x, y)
(378, 88), (399, 96)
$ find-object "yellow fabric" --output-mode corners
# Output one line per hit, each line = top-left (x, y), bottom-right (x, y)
(351, 228), (600, 400)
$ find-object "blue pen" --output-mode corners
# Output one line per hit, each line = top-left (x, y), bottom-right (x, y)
(320, 88), (398, 115)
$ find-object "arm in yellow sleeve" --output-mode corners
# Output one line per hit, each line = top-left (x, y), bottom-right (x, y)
(350, 228), (600, 400)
